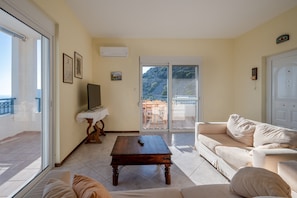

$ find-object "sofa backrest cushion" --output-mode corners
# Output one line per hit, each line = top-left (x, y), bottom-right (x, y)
(253, 123), (297, 148)
(230, 167), (291, 198)
(73, 174), (112, 198)
(42, 178), (77, 198)
(226, 114), (256, 146)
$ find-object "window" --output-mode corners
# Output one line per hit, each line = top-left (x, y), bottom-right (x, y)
(0, 1), (54, 196)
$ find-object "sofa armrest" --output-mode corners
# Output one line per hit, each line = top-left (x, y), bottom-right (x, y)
(252, 148), (297, 173)
(195, 122), (227, 135)
(195, 122), (227, 149)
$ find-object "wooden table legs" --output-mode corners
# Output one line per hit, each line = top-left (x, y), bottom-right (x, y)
(85, 118), (106, 143)
(164, 164), (171, 185)
(112, 165), (119, 186)
(111, 164), (171, 186)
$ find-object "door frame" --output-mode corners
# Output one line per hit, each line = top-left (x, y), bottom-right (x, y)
(139, 56), (202, 132)
(266, 49), (297, 124)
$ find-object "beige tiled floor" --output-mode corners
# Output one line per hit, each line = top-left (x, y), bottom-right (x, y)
(1, 132), (229, 197)
(53, 132), (229, 192)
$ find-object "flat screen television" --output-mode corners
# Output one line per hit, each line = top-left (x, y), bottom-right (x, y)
(87, 83), (101, 110)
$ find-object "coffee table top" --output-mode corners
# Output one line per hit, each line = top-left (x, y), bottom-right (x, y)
(111, 135), (172, 156)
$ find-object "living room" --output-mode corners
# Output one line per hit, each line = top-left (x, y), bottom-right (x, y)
(1, 0), (297, 197)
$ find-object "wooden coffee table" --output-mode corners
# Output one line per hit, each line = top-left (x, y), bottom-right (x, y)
(110, 135), (172, 186)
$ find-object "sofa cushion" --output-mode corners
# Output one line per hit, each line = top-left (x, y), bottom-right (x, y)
(230, 167), (291, 198)
(253, 123), (297, 148)
(215, 146), (252, 169)
(181, 184), (241, 198)
(199, 134), (247, 153)
(42, 178), (77, 198)
(227, 114), (256, 146)
(110, 187), (183, 198)
(278, 160), (297, 193)
(72, 174), (111, 198)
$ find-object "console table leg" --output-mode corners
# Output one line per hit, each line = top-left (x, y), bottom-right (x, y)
(86, 118), (101, 143)
(112, 165), (119, 186)
(94, 120), (106, 136)
(100, 120), (106, 136)
(164, 164), (171, 185)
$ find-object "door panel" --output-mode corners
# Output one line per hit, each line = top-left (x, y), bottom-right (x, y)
(140, 63), (199, 132)
(171, 65), (198, 130)
(141, 65), (168, 131)
(271, 53), (297, 129)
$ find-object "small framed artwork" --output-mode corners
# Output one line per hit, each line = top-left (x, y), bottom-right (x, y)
(63, 53), (73, 84)
(251, 67), (258, 80)
(111, 71), (122, 81)
(74, 51), (83, 79)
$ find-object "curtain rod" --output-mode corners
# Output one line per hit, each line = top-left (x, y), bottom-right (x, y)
(0, 26), (26, 41)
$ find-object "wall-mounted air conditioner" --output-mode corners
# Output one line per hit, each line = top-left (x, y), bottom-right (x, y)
(100, 47), (128, 57)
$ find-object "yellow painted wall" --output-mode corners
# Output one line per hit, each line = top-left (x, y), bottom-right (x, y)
(32, 0), (93, 163)
(233, 6), (297, 121)
(93, 38), (234, 129)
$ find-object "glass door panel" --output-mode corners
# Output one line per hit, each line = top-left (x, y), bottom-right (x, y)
(140, 61), (199, 132)
(171, 65), (198, 131)
(0, 9), (50, 197)
(141, 65), (168, 131)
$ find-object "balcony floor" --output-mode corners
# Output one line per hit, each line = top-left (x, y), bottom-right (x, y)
(0, 131), (41, 198)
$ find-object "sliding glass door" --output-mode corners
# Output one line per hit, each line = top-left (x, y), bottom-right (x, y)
(171, 65), (198, 130)
(140, 57), (200, 132)
(0, 8), (52, 197)
(141, 65), (169, 131)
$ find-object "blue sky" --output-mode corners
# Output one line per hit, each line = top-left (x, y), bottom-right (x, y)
(0, 31), (12, 97)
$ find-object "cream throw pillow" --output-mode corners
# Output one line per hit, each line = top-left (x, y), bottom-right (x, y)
(253, 123), (297, 148)
(72, 174), (111, 198)
(227, 114), (256, 146)
(42, 178), (77, 198)
(230, 167), (291, 198)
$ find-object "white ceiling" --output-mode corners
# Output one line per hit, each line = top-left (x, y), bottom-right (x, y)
(66, 0), (297, 39)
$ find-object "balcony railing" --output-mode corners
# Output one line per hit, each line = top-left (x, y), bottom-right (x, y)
(0, 98), (16, 115)
(35, 97), (41, 112)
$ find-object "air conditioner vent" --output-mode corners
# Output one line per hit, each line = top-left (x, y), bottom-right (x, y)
(100, 47), (128, 57)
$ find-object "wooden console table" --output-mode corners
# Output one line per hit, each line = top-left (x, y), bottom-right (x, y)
(76, 107), (109, 143)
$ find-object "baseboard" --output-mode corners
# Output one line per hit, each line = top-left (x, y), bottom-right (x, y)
(105, 131), (139, 133)
(54, 136), (87, 167)
(54, 131), (139, 167)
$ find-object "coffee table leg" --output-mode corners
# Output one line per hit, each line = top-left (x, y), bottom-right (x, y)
(112, 165), (119, 186)
(165, 164), (171, 185)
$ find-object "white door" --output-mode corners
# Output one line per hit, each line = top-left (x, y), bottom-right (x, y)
(267, 50), (297, 129)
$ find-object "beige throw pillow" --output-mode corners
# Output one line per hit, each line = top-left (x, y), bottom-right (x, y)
(72, 174), (111, 198)
(42, 178), (77, 198)
(227, 114), (256, 146)
(230, 167), (291, 198)
(253, 123), (297, 148)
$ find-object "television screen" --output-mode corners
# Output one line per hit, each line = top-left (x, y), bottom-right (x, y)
(87, 83), (101, 110)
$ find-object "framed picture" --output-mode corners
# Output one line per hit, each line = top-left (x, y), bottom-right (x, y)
(74, 51), (83, 79)
(111, 71), (122, 81)
(63, 53), (73, 84)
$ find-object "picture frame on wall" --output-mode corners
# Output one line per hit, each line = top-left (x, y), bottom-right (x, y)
(111, 71), (122, 81)
(74, 51), (83, 79)
(63, 53), (73, 84)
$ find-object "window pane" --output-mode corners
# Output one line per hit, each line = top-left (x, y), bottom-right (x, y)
(0, 31), (12, 99)
(0, 9), (50, 197)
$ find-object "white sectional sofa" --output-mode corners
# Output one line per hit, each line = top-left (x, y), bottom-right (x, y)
(195, 114), (297, 180)
(27, 167), (294, 198)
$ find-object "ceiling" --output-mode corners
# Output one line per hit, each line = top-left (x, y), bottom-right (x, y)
(65, 0), (297, 39)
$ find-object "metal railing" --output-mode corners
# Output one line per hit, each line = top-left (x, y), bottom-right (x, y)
(0, 98), (16, 115)
(35, 97), (41, 112)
